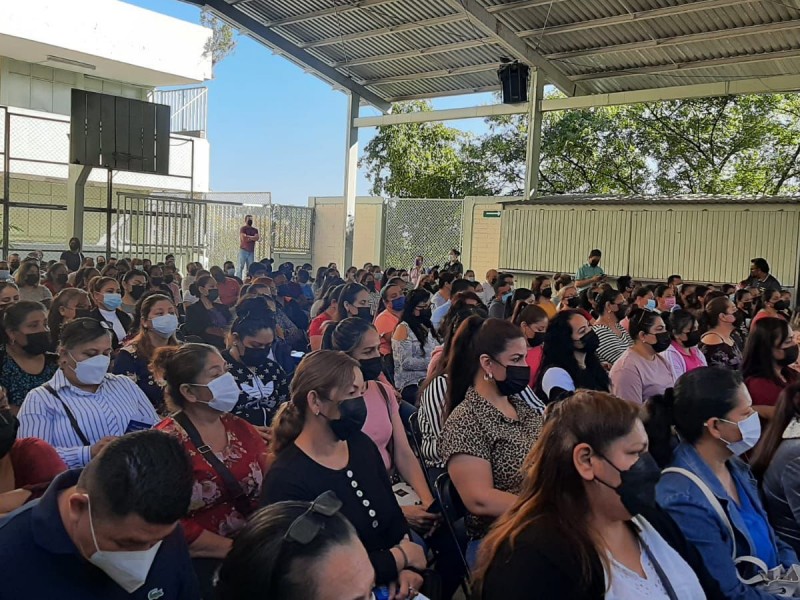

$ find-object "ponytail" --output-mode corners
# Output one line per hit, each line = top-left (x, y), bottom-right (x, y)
(271, 401), (305, 455)
(642, 388), (677, 468)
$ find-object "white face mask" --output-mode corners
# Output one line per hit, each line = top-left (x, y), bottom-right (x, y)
(69, 353), (110, 385)
(194, 372), (240, 413)
(718, 412), (761, 456)
(84, 496), (162, 593)
(150, 314), (179, 338)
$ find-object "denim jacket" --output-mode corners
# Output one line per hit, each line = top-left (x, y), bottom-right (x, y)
(657, 442), (798, 600)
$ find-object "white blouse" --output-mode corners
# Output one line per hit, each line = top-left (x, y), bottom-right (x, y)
(605, 516), (706, 600)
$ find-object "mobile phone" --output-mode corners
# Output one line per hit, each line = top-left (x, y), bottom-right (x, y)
(426, 498), (442, 514)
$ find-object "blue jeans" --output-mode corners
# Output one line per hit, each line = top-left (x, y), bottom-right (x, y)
(238, 249), (254, 278)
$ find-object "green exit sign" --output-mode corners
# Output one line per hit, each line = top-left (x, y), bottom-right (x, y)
(483, 210), (501, 218)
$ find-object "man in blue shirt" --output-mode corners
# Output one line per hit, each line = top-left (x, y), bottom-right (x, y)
(431, 278), (476, 330)
(0, 430), (199, 599)
(575, 249), (605, 290)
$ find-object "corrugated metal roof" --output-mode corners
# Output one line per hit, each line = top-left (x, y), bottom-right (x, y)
(201, 0), (800, 106)
(500, 193), (800, 206)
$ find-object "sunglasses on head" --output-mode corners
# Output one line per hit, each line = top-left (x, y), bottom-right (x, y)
(283, 491), (343, 545)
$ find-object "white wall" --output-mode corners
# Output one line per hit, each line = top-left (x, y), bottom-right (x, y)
(0, 0), (211, 86)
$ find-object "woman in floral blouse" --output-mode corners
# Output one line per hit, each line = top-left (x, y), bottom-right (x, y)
(153, 342), (268, 589)
(112, 293), (179, 413)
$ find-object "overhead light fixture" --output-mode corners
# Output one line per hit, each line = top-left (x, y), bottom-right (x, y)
(45, 55), (96, 70)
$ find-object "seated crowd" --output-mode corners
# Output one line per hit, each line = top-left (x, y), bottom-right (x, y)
(0, 244), (798, 600)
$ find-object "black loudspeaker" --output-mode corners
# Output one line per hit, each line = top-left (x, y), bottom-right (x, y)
(498, 62), (530, 104)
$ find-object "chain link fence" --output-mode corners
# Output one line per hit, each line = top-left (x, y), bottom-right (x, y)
(271, 204), (313, 254)
(383, 198), (464, 270)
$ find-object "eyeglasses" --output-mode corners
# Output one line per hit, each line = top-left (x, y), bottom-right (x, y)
(283, 490), (343, 545)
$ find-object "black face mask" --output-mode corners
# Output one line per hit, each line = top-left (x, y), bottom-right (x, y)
(321, 396), (367, 441)
(576, 330), (600, 354)
(56, 273), (69, 285)
(365, 281), (376, 292)
(360, 356), (383, 381)
(589, 260), (600, 267)
(151, 277), (164, 286)
(567, 297), (580, 309)
(207, 289), (220, 302)
(130, 285), (145, 300)
(0, 411), (19, 459)
(527, 332), (545, 348)
(21, 331), (51, 356)
(24, 274), (39, 286)
(493, 362), (531, 397)
(684, 330), (702, 348)
(650, 331), (672, 353)
(595, 452), (661, 516)
(69, 243), (80, 252)
(241, 345), (270, 367)
(774, 300), (790, 312)
(779, 345), (800, 367)
(247, 219), (253, 227)
(164, 274), (174, 285)
(613, 303), (628, 322)
(541, 287), (553, 299)
(355, 306), (372, 322)
(418, 308), (433, 323)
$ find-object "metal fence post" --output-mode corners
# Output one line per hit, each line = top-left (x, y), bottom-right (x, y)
(3, 109), (10, 257)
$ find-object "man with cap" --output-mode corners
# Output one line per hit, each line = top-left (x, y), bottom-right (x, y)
(0, 430), (198, 599)
(575, 249), (605, 291)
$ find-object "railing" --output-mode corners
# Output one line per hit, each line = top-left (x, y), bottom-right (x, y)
(150, 87), (208, 136)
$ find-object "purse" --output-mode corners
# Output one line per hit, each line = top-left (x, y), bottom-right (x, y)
(664, 467), (800, 597)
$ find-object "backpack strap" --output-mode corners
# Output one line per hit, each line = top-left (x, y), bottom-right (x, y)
(43, 384), (90, 446)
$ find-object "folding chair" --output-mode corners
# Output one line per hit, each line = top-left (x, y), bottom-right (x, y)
(434, 473), (471, 594)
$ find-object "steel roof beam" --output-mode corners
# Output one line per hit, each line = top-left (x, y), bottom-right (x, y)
(572, 48), (800, 81)
(386, 84), (500, 102)
(332, 38), (495, 68)
(486, 0), (572, 13)
(363, 62), (502, 85)
(547, 19), (800, 60)
(187, 0), (390, 112)
(442, 0), (579, 95)
(519, 0), (756, 38)
(298, 14), (468, 48)
(265, 0), (399, 27)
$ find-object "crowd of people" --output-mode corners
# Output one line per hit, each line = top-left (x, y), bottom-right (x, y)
(1, 232), (800, 600)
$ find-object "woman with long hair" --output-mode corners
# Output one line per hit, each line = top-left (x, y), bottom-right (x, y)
(308, 283), (343, 351)
(752, 383), (800, 554)
(85, 275), (132, 349)
(322, 318), (439, 534)
(0, 281), (20, 315)
(439, 317), (545, 568)
(73, 266), (100, 292)
(531, 275), (557, 319)
(475, 391), (708, 599)
(112, 293), (179, 413)
(14, 261), (52, 308)
(263, 350), (426, 598)
(742, 317), (798, 420)
(592, 287), (633, 366)
(752, 288), (788, 330)
(185, 274), (233, 349)
(43, 262), (71, 297)
(663, 309), (707, 380)
(699, 297), (743, 370)
(610, 308), (675, 405)
(335, 282), (371, 323)
(47, 288), (91, 351)
(535, 310), (610, 403)
(651, 367), (799, 598)
(512, 303), (548, 387)
(392, 288), (439, 404)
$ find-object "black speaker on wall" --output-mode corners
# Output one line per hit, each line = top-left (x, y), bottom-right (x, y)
(498, 62), (530, 104)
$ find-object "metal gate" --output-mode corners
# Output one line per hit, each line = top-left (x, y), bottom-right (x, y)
(271, 204), (313, 254)
(382, 198), (463, 270)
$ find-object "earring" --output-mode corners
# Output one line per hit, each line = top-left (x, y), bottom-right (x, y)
(483, 371), (493, 381)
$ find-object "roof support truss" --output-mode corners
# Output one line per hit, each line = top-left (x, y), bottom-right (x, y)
(298, 14), (467, 48)
(363, 63), (501, 86)
(331, 38), (495, 68)
(186, 0), (390, 112)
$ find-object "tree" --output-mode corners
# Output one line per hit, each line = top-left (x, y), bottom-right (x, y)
(360, 101), (496, 198)
(201, 8), (237, 67)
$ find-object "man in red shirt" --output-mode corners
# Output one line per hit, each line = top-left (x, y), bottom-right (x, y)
(210, 266), (241, 307)
(238, 214), (260, 278)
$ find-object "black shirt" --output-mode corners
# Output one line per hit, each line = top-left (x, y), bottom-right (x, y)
(220, 350), (289, 427)
(0, 470), (199, 600)
(60, 251), (84, 273)
(262, 432), (408, 585)
(747, 274), (782, 294)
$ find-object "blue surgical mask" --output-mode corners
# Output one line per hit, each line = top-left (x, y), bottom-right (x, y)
(391, 296), (406, 312)
(503, 291), (513, 302)
(645, 299), (656, 311)
(150, 314), (178, 338)
(0, 270), (9, 280)
(718, 412), (761, 456)
(103, 293), (122, 310)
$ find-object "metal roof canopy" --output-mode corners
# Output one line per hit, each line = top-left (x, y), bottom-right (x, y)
(185, 0), (800, 266)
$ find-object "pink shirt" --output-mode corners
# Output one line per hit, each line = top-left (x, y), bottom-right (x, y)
(361, 380), (399, 471)
(610, 348), (675, 405)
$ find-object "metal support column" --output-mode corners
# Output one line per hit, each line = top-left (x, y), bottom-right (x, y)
(524, 69), (544, 200)
(67, 164), (92, 243)
(343, 92), (360, 269)
(2, 109), (10, 257)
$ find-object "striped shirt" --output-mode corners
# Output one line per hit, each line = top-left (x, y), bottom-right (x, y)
(593, 323), (633, 365)
(17, 370), (158, 468)
(417, 375), (545, 469)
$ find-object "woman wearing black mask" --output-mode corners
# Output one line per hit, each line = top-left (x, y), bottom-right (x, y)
(43, 262), (71, 297)
(186, 274), (233, 349)
(733, 288), (753, 342)
(120, 269), (148, 315)
(323, 318), (439, 536)
(222, 314), (289, 440)
(663, 309), (707, 380)
(699, 297), (743, 371)
(752, 288), (788, 330)
(440, 317), (545, 568)
(14, 261), (52, 308)
(512, 303), (549, 387)
(536, 310), (610, 403)
(336, 282), (372, 323)
(359, 271), (381, 317)
(610, 308), (676, 405)
(264, 351), (427, 599)
(392, 288), (439, 405)
(592, 288), (633, 366)
(0, 301), (59, 413)
(475, 390), (716, 600)
(742, 317), (799, 421)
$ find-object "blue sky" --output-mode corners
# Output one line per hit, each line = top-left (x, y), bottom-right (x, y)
(123, 0), (494, 206)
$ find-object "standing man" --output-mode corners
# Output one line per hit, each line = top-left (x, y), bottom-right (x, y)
(575, 249), (605, 290)
(238, 214), (260, 278)
(747, 257), (782, 294)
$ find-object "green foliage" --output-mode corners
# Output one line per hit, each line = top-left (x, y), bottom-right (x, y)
(361, 95), (800, 198)
(360, 101), (497, 198)
(201, 8), (237, 67)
